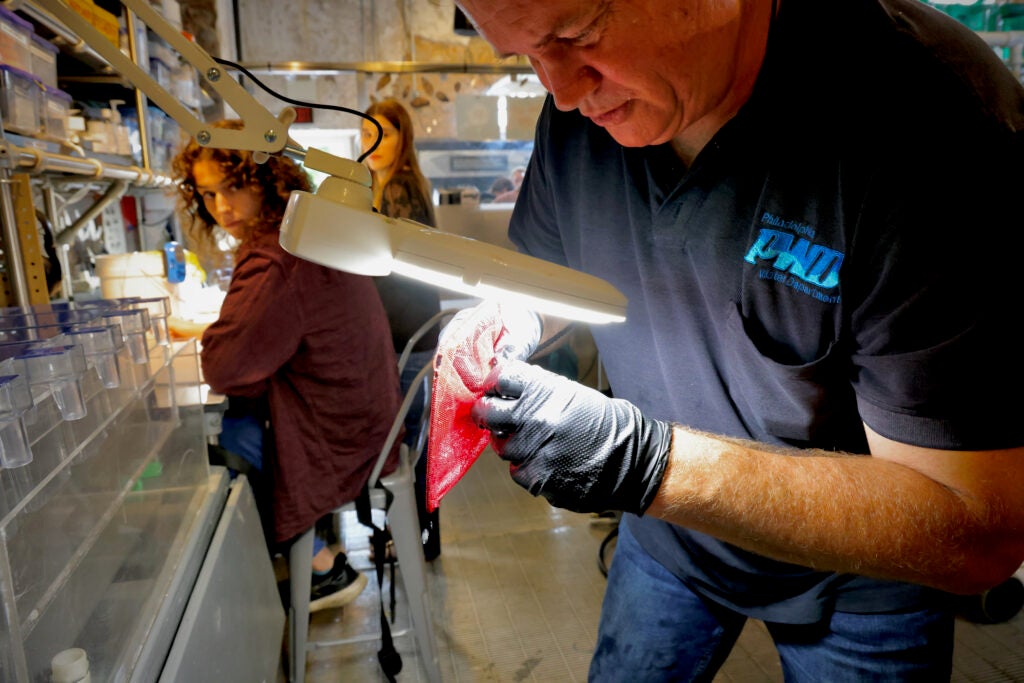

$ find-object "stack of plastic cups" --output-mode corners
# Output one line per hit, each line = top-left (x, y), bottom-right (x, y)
(10, 343), (88, 422)
(118, 295), (172, 348)
(98, 307), (150, 366)
(57, 326), (123, 390)
(0, 369), (34, 469)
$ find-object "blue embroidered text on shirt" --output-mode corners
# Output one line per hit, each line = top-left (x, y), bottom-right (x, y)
(744, 228), (843, 290)
(759, 211), (817, 240)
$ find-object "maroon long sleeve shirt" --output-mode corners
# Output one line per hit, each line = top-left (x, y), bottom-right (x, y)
(201, 230), (401, 542)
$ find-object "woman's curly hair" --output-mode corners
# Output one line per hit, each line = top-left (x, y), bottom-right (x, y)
(171, 119), (311, 269)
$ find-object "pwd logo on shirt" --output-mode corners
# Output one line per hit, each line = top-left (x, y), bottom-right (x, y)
(744, 214), (843, 293)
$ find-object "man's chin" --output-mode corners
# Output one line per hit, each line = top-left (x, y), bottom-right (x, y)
(601, 124), (666, 149)
(588, 106), (674, 148)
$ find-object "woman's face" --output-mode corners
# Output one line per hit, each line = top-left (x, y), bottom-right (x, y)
(192, 159), (262, 239)
(361, 115), (400, 175)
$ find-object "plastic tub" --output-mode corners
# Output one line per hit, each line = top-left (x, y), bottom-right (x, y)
(41, 85), (72, 141)
(29, 34), (59, 89)
(0, 64), (42, 136)
(0, 6), (33, 73)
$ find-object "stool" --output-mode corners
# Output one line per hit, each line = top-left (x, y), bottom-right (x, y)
(287, 360), (442, 683)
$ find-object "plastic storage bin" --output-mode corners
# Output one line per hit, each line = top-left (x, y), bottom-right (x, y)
(40, 85), (72, 141)
(0, 64), (41, 136)
(0, 6), (33, 73)
(28, 34), (59, 89)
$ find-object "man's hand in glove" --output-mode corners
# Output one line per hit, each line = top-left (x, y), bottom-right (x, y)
(471, 360), (673, 515)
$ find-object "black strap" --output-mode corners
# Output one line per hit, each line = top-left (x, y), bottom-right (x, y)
(355, 483), (403, 681)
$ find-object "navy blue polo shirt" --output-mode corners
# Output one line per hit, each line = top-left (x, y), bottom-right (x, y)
(509, 0), (1024, 622)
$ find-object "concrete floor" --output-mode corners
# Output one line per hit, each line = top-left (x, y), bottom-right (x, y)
(281, 449), (1024, 682)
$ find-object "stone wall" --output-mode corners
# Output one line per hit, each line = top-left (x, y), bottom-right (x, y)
(221, 0), (532, 138)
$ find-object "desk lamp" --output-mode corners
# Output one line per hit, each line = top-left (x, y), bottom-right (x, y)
(28, 0), (628, 324)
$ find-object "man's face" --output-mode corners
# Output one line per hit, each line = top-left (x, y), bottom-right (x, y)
(458, 0), (744, 148)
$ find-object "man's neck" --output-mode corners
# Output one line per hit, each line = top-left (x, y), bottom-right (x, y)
(671, 0), (778, 166)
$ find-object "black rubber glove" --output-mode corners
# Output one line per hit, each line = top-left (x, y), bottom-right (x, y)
(471, 360), (673, 515)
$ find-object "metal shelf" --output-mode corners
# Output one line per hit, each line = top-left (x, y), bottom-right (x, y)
(233, 59), (534, 77)
(0, 139), (172, 187)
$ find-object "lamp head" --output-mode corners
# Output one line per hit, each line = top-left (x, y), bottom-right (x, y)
(278, 157), (627, 324)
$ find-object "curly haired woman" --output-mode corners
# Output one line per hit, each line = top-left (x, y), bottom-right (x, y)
(171, 120), (402, 612)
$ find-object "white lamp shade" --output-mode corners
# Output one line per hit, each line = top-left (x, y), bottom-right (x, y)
(279, 190), (627, 324)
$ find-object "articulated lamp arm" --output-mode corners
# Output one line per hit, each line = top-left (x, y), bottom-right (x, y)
(30, 0), (292, 153)
(25, 0), (628, 323)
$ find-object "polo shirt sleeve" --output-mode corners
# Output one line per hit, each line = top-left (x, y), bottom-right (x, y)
(848, 130), (1024, 450)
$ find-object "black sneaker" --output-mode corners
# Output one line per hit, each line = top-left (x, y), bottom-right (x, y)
(309, 553), (368, 612)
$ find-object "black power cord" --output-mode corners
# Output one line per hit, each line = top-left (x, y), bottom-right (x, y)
(598, 522), (618, 578)
(211, 57), (383, 163)
(594, 510), (622, 578)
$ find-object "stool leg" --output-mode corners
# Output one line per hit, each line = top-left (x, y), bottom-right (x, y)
(388, 469), (443, 683)
(288, 528), (315, 683)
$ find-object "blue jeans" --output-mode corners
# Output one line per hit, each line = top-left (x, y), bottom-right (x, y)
(220, 413), (327, 557)
(400, 349), (435, 449)
(219, 413), (265, 471)
(590, 521), (954, 682)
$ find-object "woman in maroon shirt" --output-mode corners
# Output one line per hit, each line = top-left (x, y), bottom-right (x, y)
(171, 120), (402, 612)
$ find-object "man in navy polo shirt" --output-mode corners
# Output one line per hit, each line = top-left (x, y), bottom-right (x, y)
(452, 0), (1024, 680)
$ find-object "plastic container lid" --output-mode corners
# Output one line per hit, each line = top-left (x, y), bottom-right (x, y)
(0, 6), (34, 33)
(29, 33), (59, 54)
(43, 85), (72, 103)
(0, 63), (40, 82)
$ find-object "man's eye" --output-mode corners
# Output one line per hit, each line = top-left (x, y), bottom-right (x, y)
(570, 26), (603, 46)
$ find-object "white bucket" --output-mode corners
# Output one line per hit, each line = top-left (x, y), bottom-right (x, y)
(94, 252), (180, 309)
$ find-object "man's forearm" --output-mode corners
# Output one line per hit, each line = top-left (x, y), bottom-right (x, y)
(645, 425), (1020, 595)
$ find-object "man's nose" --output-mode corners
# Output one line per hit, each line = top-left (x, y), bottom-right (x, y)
(531, 51), (600, 111)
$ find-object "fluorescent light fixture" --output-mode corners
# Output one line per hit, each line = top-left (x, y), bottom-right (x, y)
(29, 0), (628, 325)
(279, 167), (627, 324)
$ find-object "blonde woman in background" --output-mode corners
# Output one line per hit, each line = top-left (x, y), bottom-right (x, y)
(362, 99), (442, 560)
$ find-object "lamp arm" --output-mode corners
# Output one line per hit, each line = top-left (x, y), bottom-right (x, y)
(29, 0), (294, 154)
(24, 1), (629, 324)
